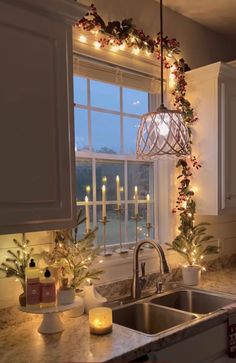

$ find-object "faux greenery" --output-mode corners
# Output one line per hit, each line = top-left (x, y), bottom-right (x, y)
(43, 209), (103, 289)
(167, 160), (219, 266)
(0, 234), (33, 292)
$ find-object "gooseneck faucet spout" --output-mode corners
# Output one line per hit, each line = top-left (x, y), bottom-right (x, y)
(131, 239), (170, 300)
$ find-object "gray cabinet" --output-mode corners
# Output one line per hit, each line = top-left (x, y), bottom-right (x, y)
(154, 323), (229, 363)
(0, 0), (86, 233)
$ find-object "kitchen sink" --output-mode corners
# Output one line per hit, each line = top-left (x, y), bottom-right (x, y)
(113, 302), (197, 335)
(150, 289), (236, 314)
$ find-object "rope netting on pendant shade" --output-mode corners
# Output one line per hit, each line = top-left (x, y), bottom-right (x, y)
(136, 105), (191, 159)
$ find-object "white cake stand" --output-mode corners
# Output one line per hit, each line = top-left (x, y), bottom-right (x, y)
(19, 301), (81, 334)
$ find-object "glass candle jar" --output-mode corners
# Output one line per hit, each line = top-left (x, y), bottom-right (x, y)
(89, 307), (112, 335)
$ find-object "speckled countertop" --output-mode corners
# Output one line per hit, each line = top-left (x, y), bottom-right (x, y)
(1, 268), (236, 363)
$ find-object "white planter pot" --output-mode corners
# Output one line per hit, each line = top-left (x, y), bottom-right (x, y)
(182, 265), (201, 286)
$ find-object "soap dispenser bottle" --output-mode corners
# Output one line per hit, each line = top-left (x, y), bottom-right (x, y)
(40, 268), (56, 308)
(25, 258), (40, 309)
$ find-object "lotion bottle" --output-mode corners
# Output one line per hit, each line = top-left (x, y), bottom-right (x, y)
(40, 268), (56, 308)
(25, 258), (40, 309)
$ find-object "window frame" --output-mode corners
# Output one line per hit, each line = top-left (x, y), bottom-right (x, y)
(74, 76), (159, 246)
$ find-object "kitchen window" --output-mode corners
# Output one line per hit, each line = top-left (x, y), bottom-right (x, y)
(74, 75), (158, 247)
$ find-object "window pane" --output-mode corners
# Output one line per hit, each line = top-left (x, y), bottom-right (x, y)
(75, 206), (94, 240)
(96, 160), (124, 201)
(74, 108), (89, 151)
(76, 159), (93, 202)
(97, 205), (125, 246)
(74, 76), (87, 105)
(123, 88), (148, 115)
(128, 161), (153, 200)
(127, 204), (146, 242)
(124, 117), (140, 154)
(91, 111), (120, 154)
(91, 80), (120, 111)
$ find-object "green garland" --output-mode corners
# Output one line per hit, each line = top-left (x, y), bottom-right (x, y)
(76, 5), (219, 266)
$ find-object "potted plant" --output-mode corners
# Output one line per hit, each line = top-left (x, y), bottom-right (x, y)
(0, 234), (33, 306)
(43, 210), (103, 298)
(167, 222), (219, 285)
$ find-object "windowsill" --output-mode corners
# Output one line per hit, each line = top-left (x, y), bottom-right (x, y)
(93, 244), (181, 284)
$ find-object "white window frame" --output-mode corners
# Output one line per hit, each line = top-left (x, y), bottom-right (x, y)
(74, 78), (159, 246)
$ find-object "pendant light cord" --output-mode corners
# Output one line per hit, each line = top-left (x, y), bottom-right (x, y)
(160, 0), (164, 107)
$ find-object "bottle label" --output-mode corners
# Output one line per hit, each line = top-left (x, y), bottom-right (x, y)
(40, 282), (56, 303)
(26, 278), (40, 305)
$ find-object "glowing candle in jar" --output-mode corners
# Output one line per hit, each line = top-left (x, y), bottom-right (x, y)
(102, 185), (106, 219)
(89, 307), (112, 335)
(146, 194), (150, 224)
(134, 186), (138, 216)
(85, 196), (90, 233)
(116, 175), (121, 208)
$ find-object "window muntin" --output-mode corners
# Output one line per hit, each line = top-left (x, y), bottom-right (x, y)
(74, 76), (155, 246)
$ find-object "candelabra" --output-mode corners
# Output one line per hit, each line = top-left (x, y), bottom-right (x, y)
(130, 213), (143, 250)
(99, 216), (112, 256)
(115, 206), (129, 254)
(143, 222), (154, 248)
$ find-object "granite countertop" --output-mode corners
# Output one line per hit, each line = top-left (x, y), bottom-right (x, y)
(1, 268), (236, 363)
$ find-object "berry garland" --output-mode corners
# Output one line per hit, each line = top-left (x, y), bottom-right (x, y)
(76, 5), (219, 265)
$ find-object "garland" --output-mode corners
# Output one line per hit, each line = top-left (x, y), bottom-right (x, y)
(76, 5), (219, 265)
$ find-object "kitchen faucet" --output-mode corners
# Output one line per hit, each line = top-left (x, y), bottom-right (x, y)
(131, 239), (170, 299)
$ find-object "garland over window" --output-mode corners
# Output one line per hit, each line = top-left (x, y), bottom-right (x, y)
(76, 4), (219, 266)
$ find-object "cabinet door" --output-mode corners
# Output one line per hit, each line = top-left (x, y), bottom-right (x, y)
(0, 1), (76, 233)
(155, 323), (227, 363)
(221, 78), (236, 212)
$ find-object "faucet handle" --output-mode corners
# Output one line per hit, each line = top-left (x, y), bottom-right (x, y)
(156, 280), (163, 294)
(141, 262), (146, 277)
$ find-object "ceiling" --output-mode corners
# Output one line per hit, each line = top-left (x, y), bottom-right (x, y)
(162, 0), (236, 38)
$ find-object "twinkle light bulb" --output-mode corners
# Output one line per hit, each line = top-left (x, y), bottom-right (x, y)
(79, 35), (87, 43)
(94, 41), (101, 49)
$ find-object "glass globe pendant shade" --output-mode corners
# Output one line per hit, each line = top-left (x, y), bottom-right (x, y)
(136, 105), (191, 159)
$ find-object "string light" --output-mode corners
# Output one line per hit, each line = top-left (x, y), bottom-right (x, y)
(111, 45), (119, 52)
(119, 43), (126, 50)
(79, 35), (87, 43)
(182, 248), (187, 253)
(132, 47), (140, 55)
(93, 41), (101, 49)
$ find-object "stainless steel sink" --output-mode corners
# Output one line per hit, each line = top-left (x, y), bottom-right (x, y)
(150, 289), (236, 314)
(113, 302), (197, 335)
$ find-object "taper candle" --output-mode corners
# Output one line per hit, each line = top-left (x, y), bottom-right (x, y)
(146, 194), (150, 224)
(116, 175), (121, 208)
(85, 196), (90, 232)
(134, 186), (138, 216)
(102, 185), (106, 219)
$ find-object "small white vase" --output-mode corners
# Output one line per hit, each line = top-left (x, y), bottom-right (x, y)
(57, 288), (75, 305)
(182, 265), (201, 286)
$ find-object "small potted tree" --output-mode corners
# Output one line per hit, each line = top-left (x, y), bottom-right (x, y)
(0, 234), (33, 306)
(167, 222), (219, 285)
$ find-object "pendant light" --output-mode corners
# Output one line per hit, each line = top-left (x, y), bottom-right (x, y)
(136, 0), (190, 159)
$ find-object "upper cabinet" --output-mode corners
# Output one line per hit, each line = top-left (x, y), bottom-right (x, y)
(186, 62), (236, 215)
(0, 0), (87, 234)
